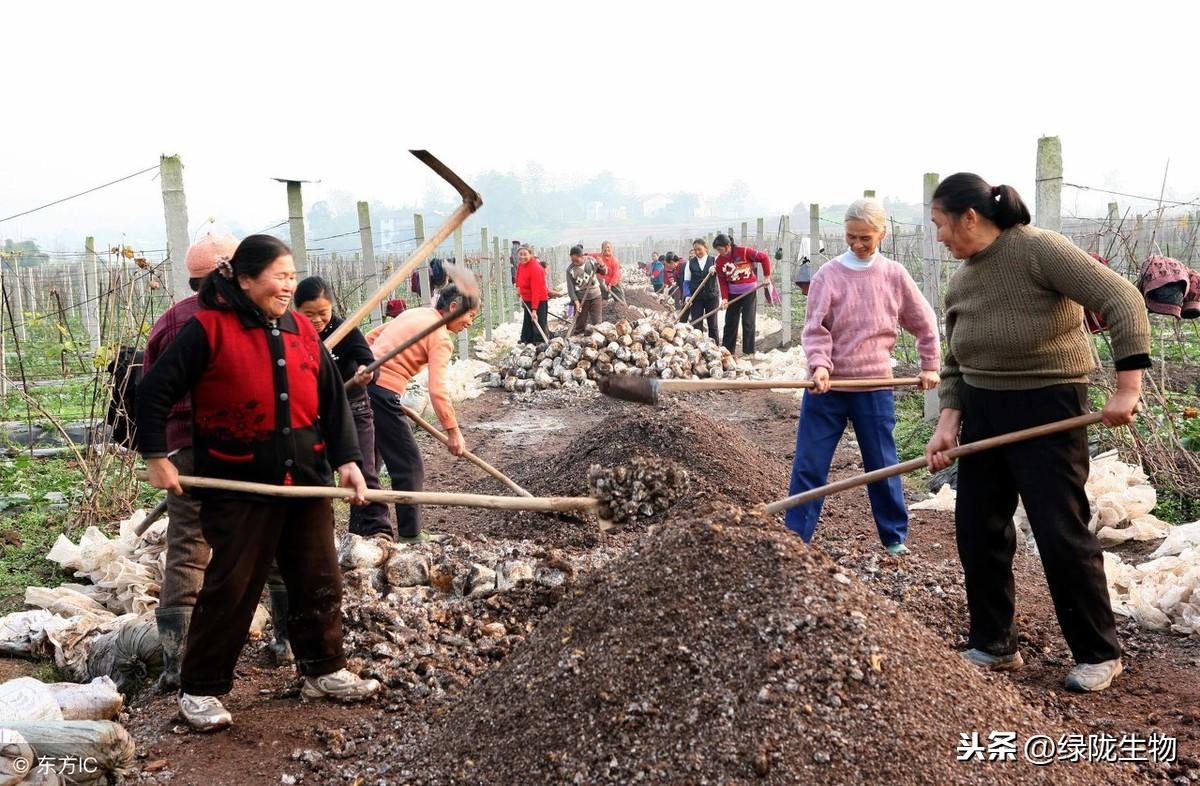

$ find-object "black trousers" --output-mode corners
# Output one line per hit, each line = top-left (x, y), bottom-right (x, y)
(180, 496), (346, 695)
(722, 289), (757, 355)
(956, 383), (1120, 664)
(367, 384), (425, 538)
(520, 300), (548, 345)
(689, 296), (719, 342)
(347, 394), (393, 538)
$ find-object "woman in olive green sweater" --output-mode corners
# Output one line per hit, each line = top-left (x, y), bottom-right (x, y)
(924, 173), (1150, 694)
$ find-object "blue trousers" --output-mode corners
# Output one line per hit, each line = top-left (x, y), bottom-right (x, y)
(785, 389), (908, 546)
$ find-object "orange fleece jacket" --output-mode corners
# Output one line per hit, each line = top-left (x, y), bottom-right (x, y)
(365, 307), (458, 431)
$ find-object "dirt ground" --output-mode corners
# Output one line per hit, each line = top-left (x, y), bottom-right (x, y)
(11, 386), (1200, 784)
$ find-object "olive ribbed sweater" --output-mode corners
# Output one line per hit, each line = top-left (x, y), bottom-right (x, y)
(939, 224), (1150, 410)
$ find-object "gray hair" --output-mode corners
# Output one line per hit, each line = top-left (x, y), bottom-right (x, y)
(844, 198), (888, 232)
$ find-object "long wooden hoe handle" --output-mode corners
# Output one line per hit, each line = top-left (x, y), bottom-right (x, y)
(660, 377), (922, 393)
(687, 281), (769, 325)
(136, 471), (594, 514)
(763, 412), (1103, 514)
(324, 151), (482, 350)
(674, 267), (716, 323)
(397, 403), (532, 497)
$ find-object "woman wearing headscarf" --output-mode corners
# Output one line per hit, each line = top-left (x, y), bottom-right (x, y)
(925, 173), (1150, 693)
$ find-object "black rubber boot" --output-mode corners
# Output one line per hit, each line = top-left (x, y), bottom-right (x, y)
(267, 586), (294, 666)
(155, 606), (191, 692)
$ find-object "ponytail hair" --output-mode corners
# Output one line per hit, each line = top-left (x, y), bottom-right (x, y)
(198, 234), (293, 317)
(931, 173), (1031, 229)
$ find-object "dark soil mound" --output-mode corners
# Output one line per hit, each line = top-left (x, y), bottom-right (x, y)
(621, 287), (669, 313)
(404, 509), (1141, 786)
(601, 297), (642, 323)
(464, 402), (789, 548)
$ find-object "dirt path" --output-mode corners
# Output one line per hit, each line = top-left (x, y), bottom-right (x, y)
(14, 387), (1199, 784)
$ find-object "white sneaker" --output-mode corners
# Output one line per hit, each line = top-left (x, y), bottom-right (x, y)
(300, 669), (381, 703)
(178, 693), (232, 732)
(1065, 658), (1123, 692)
(961, 648), (1024, 671)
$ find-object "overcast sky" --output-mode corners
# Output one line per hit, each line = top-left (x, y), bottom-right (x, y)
(4, 0), (1198, 251)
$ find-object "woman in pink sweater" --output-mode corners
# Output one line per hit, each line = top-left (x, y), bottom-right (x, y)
(787, 199), (940, 553)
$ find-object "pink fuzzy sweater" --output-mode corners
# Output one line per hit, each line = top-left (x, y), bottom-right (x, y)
(802, 255), (940, 379)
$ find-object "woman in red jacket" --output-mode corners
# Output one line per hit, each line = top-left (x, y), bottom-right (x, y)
(138, 235), (379, 731)
(515, 245), (560, 344)
(713, 233), (771, 355)
(589, 241), (623, 301)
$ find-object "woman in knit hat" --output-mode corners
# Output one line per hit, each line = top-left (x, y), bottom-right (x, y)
(143, 233), (240, 692)
(786, 199), (940, 554)
(139, 235), (380, 731)
(924, 173), (1150, 694)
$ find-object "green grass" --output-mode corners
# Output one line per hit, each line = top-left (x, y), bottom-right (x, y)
(0, 456), (83, 613)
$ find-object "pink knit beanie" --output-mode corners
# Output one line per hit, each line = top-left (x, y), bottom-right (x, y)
(186, 233), (239, 278)
(1183, 268), (1200, 320)
(1138, 256), (1190, 317)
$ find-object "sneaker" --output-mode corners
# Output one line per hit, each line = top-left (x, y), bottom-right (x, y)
(300, 669), (381, 703)
(884, 543), (910, 556)
(1065, 658), (1123, 692)
(961, 648), (1024, 671)
(178, 693), (232, 732)
(393, 531), (432, 545)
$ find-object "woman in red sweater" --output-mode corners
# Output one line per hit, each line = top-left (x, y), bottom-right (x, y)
(515, 245), (560, 344)
(713, 233), (771, 355)
(589, 241), (623, 301)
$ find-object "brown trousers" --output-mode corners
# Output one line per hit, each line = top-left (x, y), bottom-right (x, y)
(160, 449), (207, 609)
(160, 448), (285, 611)
(571, 297), (604, 335)
(179, 496), (346, 695)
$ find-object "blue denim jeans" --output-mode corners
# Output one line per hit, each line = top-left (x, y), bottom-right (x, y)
(785, 389), (907, 547)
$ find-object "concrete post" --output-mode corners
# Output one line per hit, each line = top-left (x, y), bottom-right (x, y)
(921, 172), (941, 420)
(5, 261), (25, 342)
(0, 265), (6, 398)
(159, 155), (191, 303)
(84, 237), (101, 352)
(481, 229), (493, 342)
(780, 214), (792, 347)
(480, 227), (492, 340)
(454, 225), (468, 357)
(741, 221), (749, 244)
(756, 217), (766, 314)
(356, 201), (379, 327)
(1035, 136), (1063, 233)
(809, 204), (822, 271)
(493, 236), (505, 322)
(285, 181), (308, 277)
(412, 213), (431, 306)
